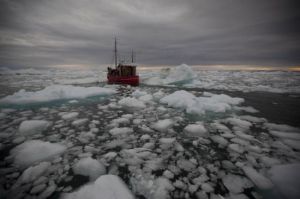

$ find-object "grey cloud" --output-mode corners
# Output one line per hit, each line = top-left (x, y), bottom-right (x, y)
(0, 0), (299, 68)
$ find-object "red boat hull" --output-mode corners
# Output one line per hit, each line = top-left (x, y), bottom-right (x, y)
(107, 75), (139, 86)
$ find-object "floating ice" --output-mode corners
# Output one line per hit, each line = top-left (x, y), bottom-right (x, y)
(62, 175), (134, 199)
(268, 163), (300, 199)
(222, 174), (253, 193)
(228, 144), (244, 154)
(18, 120), (50, 136)
(118, 97), (146, 109)
(132, 89), (148, 98)
(73, 157), (106, 181)
(225, 118), (252, 131)
(265, 123), (300, 132)
(143, 64), (196, 85)
(18, 162), (51, 183)
(0, 85), (116, 104)
(61, 112), (79, 120)
(109, 127), (133, 136)
(242, 166), (273, 189)
(10, 140), (66, 167)
(152, 177), (175, 199)
(282, 139), (300, 150)
(151, 119), (173, 132)
(269, 130), (300, 140)
(72, 118), (88, 127)
(160, 90), (244, 115)
(184, 123), (208, 137)
(211, 135), (228, 147)
(177, 159), (197, 172)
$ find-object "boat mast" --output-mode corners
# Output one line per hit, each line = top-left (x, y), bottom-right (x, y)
(131, 50), (134, 63)
(114, 37), (117, 67)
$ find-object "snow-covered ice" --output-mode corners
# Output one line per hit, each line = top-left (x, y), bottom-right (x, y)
(61, 112), (79, 120)
(10, 140), (66, 167)
(62, 175), (134, 199)
(18, 120), (50, 136)
(151, 119), (173, 132)
(118, 97), (146, 108)
(0, 85), (116, 104)
(73, 157), (106, 181)
(184, 123), (208, 137)
(160, 90), (244, 115)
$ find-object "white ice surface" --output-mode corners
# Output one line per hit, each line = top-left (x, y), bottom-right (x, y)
(18, 120), (50, 136)
(61, 112), (79, 120)
(118, 97), (146, 108)
(18, 162), (51, 183)
(0, 85), (116, 104)
(10, 140), (66, 167)
(242, 166), (273, 190)
(109, 127), (133, 136)
(62, 175), (134, 199)
(160, 90), (244, 115)
(184, 123), (208, 137)
(73, 157), (106, 181)
(143, 64), (196, 85)
(151, 119), (173, 132)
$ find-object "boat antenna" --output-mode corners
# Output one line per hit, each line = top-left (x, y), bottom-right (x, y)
(114, 37), (117, 67)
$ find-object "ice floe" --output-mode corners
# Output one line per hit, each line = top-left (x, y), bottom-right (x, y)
(151, 119), (173, 132)
(118, 97), (146, 108)
(62, 175), (134, 199)
(10, 140), (66, 167)
(61, 112), (79, 120)
(242, 166), (273, 189)
(18, 120), (50, 136)
(73, 157), (106, 181)
(160, 90), (244, 115)
(17, 162), (51, 184)
(184, 123), (208, 137)
(0, 85), (116, 104)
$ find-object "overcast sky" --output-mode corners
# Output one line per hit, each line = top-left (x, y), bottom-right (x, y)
(0, 0), (299, 68)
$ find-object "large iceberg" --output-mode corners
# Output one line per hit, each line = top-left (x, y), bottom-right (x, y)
(143, 64), (196, 85)
(62, 175), (134, 199)
(0, 85), (116, 104)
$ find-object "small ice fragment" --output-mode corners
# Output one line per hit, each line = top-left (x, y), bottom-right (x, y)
(62, 112), (79, 120)
(109, 127), (133, 136)
(72, 118), (88, 127)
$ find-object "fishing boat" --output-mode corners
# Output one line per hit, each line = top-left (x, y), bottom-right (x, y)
(107, 38), (139, 86)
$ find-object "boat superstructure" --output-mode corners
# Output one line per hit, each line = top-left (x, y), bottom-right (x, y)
(107, 38), (139, 86)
